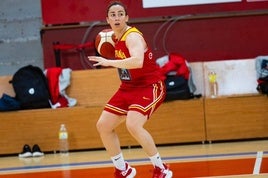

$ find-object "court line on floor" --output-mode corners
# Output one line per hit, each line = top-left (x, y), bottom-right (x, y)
(253, 151), (263, 175)
(0, 151), (267, 174)
(2, 158), (268, 178)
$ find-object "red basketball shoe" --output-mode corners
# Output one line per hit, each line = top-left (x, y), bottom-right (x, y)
(114, 162), (136, 178)
(152, 164), (173, 178)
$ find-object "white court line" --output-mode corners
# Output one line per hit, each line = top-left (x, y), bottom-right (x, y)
(253, 151), (263, 175)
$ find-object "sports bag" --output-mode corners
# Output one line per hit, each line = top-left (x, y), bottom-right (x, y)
(157, 54), (201, 101)
(257, 76), (268, 95)
(164, 75), (192, 101)
(10, 65), (50, 109)
(255, 56), (268, 95)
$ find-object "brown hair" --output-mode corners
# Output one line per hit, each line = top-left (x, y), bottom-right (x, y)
(106, 1), (128, 16)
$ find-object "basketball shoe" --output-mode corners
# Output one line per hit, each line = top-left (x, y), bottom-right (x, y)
(114, 162), (136, 178)
(32, 144), (44, 157)
(152, 164), (173, 178)
(18, 144), (32, 158)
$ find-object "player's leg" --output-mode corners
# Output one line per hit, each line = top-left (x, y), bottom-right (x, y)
(126, 111), (157, 156)
(96, 110), (136, 178)
(126, 111), (172, 178)
(96, 110), (123, 155)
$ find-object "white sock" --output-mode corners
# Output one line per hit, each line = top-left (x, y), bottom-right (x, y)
(111, 153), (126, 171)
(149, 152), (165, 169)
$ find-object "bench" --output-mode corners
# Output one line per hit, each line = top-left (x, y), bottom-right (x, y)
(0, 68), (205, 155)
(1, 68), (267, 156)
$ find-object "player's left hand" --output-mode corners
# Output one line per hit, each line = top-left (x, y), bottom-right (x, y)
(88, 56), (110, 67)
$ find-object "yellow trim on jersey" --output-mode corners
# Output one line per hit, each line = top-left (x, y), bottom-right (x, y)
(120, 27), (142, 41)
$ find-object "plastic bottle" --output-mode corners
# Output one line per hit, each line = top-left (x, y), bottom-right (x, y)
(208, 71), (218, 98)
(58, 124), (69, 155)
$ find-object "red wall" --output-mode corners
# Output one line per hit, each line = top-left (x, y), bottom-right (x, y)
(41, 0), (268, 25)
(40, 1), (268, 70)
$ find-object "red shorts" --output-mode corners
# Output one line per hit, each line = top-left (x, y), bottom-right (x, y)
(104, 80), (166, 118)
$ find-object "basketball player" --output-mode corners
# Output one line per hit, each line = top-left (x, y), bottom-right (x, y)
(88, 1), (173, 178)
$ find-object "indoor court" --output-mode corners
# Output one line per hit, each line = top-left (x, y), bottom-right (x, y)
(1, 1), (268, 178)
(0, 140), (267, 178)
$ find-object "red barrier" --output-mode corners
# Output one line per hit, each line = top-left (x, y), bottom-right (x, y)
(41, 0), (268, 25)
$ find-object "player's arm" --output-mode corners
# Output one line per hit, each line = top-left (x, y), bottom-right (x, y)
(88, 32), (145, 69)
(124, 32), (145, 68)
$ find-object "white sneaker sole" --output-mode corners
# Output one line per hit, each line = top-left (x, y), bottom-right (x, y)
(32, 152), (44, 157)
(165, 170), (173, 178)
(18, 152), (32, 158)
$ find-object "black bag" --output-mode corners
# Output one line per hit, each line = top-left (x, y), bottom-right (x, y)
(0, 93), (21, 111)
(164, 75), (192, 101)
(10, 65), (50, 109)
(255, 57), (268, 95)
(257, 76), (268, 95)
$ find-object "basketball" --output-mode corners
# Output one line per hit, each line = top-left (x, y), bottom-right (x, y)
(95, 29), (116, 59)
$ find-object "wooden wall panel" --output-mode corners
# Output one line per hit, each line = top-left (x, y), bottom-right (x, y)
(205, 95), (268, 141)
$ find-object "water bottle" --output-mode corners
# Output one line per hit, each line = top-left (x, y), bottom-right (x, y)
(59, 124), (69, 155)
(208, 71), (218, 98)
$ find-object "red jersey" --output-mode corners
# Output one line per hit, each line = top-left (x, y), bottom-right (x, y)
(115, 27), (162, 88)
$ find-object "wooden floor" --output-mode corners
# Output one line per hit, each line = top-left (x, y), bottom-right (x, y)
(0, 140), (267, 178)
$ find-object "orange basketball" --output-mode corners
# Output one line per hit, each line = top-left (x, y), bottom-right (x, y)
(95, 29), (116, 59)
